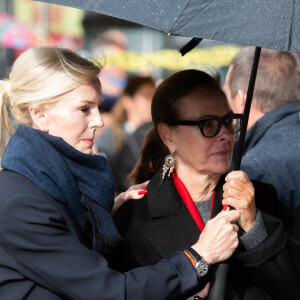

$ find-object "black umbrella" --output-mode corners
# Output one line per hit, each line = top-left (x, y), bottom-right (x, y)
(35, 0), (299, 52)
(33, 0), (299, 165)
(33, 0), (299, 298)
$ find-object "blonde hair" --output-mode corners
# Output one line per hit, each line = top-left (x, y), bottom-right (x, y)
(0, 46), (102, 158)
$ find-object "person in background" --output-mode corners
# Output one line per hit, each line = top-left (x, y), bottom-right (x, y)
(91, 29), (129, 138)
(0, 46), (240, 300)
(114, 69), (300, 299)
(96, 75), (155, 192)
(113, 120), (153, 193)
(92, 29), (129, 112)
(223, 47), (300, 233)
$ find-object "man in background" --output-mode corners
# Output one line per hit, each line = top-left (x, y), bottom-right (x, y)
(224, 47), (300, 233)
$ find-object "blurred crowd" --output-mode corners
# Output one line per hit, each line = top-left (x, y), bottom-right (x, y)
(90, 29), (158, 194)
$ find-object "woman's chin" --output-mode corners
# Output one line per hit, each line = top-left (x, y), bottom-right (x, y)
(75, 146), (93, 155)
(210, 162), (231, 175)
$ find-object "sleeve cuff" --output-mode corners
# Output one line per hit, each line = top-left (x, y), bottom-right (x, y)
(165, 251), (199, 295)
(239, 210), (268, 250)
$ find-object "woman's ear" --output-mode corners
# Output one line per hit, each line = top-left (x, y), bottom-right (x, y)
(158, 123), (175, 153)
(236, 90), (247, 114)
(29, 106), (48, 131)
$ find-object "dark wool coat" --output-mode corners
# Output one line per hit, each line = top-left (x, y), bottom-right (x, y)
(113, 171), (300, 300)
(233, 101), (300, 233)
(0, 170), (199, 300)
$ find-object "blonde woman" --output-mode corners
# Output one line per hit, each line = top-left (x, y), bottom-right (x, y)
(0, 47), (240, 299)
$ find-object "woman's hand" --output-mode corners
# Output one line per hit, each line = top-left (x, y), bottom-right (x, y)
(192, 209), (240, 265)
(111, 181), (149, 215)
(222, 171), (256, 232)
(186, 282), (210, 300)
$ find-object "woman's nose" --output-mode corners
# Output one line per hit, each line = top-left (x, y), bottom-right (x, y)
(91, 110), (104, 128)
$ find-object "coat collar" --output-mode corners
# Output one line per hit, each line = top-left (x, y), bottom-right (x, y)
(240, 101), (300, 153)
(147, 169), (226, 219)
(139, 170), (227, 259)
(147, 170), (182, 218)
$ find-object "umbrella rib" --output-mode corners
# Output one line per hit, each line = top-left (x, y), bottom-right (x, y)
(288, 0), (296, 50)
(169, 0), (203, 34)
(168, 0), (190, 34)
(170, 0), (217, 35)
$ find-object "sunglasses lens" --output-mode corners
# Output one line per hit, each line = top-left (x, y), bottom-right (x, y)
(202, 119), (219, 137)
(225, 117), (236, 133)
(227, 116), (243, 133)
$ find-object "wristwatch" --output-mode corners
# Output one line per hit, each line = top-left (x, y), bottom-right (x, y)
(184, 247), (209, 278)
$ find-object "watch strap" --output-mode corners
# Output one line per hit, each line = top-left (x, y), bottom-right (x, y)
(185, 247), (202, 262)
(184, 247), (209, 278)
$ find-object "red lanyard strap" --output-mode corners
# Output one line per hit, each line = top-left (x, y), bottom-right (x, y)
(172, 172), (215, 232)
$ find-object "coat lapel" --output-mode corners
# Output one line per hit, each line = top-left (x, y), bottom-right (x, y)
(138, 171), (200, 258)
(146, 170), (182, 218)
(138, 171), (225, 259)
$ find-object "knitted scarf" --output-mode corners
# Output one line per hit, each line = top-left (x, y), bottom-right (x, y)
(1, 124), (121, 254)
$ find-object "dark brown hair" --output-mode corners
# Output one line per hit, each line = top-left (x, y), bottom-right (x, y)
(129, 69), (224, 184)
(108, 75), (155, 151)
(228, 47), (300, 113)
(123, 75), (155, 97)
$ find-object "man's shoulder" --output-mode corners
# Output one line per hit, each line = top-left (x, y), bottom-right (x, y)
(245, 106), (300, 150)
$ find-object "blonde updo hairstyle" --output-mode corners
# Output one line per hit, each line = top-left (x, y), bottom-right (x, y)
(0, 46), (102, 158)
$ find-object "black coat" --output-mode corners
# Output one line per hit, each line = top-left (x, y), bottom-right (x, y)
(114, 171), (300, 300)
(0, 170), (200, 300)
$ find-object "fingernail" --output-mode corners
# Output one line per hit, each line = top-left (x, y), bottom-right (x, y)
(223, 205), (229, 211)
(138, 189), (147, 195)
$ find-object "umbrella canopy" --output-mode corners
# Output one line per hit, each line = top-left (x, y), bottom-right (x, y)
(35, 0), (299, 53)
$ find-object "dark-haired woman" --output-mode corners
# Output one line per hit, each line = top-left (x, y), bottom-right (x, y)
(114, 69), (300, 299)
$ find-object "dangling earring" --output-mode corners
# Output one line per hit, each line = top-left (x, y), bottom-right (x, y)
(162, 154), (175, 179)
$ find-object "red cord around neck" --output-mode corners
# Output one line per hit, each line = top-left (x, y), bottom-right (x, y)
(172, 172), (215, 232)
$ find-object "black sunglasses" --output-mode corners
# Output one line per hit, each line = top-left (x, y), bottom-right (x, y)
(168, 114), (243, 138)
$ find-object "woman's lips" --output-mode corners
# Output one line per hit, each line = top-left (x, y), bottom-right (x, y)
(82, 139), (94, 145)
(211, 150), (230, 156)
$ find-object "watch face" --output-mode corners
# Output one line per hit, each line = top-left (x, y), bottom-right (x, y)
(195, 260), (209, 277)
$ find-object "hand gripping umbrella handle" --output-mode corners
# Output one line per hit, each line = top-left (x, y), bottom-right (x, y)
(208, 47), (261, 300)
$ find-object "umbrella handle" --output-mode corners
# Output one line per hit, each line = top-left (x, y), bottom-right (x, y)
(208, 263), (229, 300)
(233, 47), (261, 170)
(208, 47), (262, 300)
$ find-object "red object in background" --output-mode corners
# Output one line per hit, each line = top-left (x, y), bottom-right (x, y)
(0, 13), (51, 50)
(50, 33), (83, 50)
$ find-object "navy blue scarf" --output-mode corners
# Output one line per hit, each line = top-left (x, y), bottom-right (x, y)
(1, 124), (121, 253)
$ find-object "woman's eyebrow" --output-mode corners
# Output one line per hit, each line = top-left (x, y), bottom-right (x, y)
(196, 111), (234, 120)
(78, 100), (102, 106)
